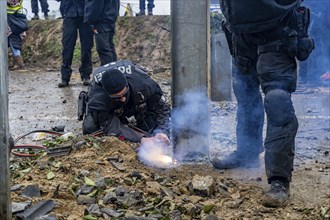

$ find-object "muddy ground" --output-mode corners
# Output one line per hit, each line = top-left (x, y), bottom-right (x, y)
(7, 17), (330, 219)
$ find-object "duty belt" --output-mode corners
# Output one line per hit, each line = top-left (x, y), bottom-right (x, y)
(258, 44), (286, 55)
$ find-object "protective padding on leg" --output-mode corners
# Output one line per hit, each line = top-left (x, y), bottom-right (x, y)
(82, 114), (99, 135)
(264, 89), (294, 126)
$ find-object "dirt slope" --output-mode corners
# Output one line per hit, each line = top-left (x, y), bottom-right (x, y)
(21, 16), (171, 71)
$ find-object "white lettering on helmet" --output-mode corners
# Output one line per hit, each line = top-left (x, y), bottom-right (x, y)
(126, 65), (132, 74)
(117, 66), (125, 74)
(94, 71), (105, 84)
(116, 65), (132, 74)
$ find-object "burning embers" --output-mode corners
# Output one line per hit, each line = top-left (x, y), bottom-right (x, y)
(138, 133), (177, 168)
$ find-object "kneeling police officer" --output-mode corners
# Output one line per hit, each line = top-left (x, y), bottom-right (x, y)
(81, 60), (170, 143)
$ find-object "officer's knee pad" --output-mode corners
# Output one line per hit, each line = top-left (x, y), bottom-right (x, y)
(264, 89), (294, 126)
(82, 114), (99, 135)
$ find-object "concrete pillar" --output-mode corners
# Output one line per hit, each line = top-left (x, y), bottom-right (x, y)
(0, 1), (11, 219)
(171, 0), (210, 162)
(210, 33), (232, 101)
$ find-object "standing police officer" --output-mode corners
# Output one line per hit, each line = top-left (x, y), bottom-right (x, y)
(212, 0), (314, 207)
(30, 0), (49, 20)
(136, 0), (155, 16)
(82, 60), (170, 143)
(56, 0), (94, 88)
(84, 0), (119, 66)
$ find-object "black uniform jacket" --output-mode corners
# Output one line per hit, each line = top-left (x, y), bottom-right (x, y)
(87, 60), (163, 118)
(84, 0), (119, 32)
(56, 0), (85, 18)
(220, 0), (302, 33)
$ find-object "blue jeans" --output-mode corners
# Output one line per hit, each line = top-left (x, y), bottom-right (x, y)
(10, 43), (21, 57)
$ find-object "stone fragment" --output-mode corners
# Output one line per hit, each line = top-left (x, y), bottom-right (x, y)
(74, 140), (86, 149)
(12, 201), (31, 214)
(109, 161), (126, 172)
(168, 210), (182, 220)
(117, 191), (144, 207)
(95, 177), (107, 189)
(86, 204), (102, 217)
(203, 215), (220, 220)
(115, 186), (129, 196)
(123, 177), (134, 186)
(76, 195), (95, 205)
(103, 192), (117, 204)
(160, 186), (174, 199)
(79, 170), (90, 177)
(191, 175), (215, 197)
(16, 200), (55, 220)
(146, 181), (161, 196)
(100, 207), (123, 218)
(21, 184), (41, 198)
(79, 184), (95, 195)
(183, 203), (199, 216)
(35, 215), (57, 220)
(11, 185), (22, 191)
(126, 216), (157, 220)
(130, 170), (143, 179)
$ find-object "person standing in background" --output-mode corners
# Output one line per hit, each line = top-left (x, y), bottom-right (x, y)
(136, 0), (154, 16)
(30, 0), (49, 20)
(84, 0), (119, 66)
(56, 0), (94, 88)
(7, 0), (27, 70)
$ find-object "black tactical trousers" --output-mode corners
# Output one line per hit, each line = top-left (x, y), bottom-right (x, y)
(139, 0), (155, 11)
(82, 111), (144, 143)
(31, 0), (49, 14)
(61, 17), (93, 82)
(232, 33), (298, 182)
(95, 26), (117, 66)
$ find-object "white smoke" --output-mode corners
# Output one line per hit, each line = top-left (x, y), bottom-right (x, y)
(138, 140), (175, 168)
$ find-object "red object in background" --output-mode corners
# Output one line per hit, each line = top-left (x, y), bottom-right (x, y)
(118, 135), (125, 141)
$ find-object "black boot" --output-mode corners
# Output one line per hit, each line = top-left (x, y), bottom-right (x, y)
(211, 151), (260, 169)
(31, 13), (39, 20)
(147, 9), (153, 15)
(136, 10), (145, 16)
(83, 78), (91, 86)
(58, 80), (69, 88)
(44, 12), (49, 20)
(262, 179), (290, 207)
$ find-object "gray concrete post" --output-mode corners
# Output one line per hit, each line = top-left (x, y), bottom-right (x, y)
(0, 1), (11, 219)
(171, 0), (211, 162)
(210, 33), (232, 101)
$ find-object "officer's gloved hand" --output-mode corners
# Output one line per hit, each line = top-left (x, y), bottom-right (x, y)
(140, 133), (170, 146)
(154, 133), (170, 145)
